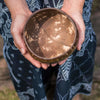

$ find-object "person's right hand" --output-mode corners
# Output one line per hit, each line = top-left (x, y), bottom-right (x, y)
(11, 12), (49, 70)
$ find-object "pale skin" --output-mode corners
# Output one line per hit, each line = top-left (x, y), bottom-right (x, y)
(4, 0), (85, 70)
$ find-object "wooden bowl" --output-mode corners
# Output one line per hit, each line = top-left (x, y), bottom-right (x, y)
(23, 8), (78, 64)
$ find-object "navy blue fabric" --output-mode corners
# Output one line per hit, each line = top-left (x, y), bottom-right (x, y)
(0, 0), (96, 100)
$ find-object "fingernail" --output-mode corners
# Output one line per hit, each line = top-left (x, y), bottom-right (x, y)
(21, 48), (26, 55)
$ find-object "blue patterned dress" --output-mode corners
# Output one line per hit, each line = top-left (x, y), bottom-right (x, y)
(0, 0), (96, 100)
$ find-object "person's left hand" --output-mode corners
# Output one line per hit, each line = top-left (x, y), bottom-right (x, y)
(61, 8), (85, 51)
(51, 6), (85, 67)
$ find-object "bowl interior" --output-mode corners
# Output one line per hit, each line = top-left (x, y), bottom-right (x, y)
(24, 8), (76, 60)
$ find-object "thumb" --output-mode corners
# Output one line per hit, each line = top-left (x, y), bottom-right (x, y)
(14, 41), (26, 55)
(11, 28), (27, 55)
(75, 17), (85, 50)
(77, 31), (85, 50)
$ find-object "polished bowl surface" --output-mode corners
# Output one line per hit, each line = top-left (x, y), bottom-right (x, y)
(23, 8), (78, 63)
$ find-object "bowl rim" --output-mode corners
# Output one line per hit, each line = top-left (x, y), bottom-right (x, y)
(23, 8), (79, 63)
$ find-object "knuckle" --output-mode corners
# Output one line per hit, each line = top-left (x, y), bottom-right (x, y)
(11, 27), (18, 34)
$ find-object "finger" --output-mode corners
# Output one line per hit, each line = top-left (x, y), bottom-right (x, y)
(14, 41), (18, 48)
(11, 28), (26, 54)
(13, 34), (41, 68)
(75, 17), (85, 51)
(24, 52), (41, 68)
(76, 24), (85, 50)
(11, 16), (28, 54)
(77, 31), (85, 50)
(41, 63), (48, 70)
(51, 63), (57, 67)
(14, 39), (41, 68)
(58, 58), (67, 65)
(14, 41), (26, 54)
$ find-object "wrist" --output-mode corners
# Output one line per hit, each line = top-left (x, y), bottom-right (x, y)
(62, 0), (84, 15)
(11, 8), (32, 20)
(4, 0), (32, 19)
(61, 7), (82, 17)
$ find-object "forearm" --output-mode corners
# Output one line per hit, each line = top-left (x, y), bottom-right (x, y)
(62, 0), (85, 14)
(4, 0), (31, 18)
